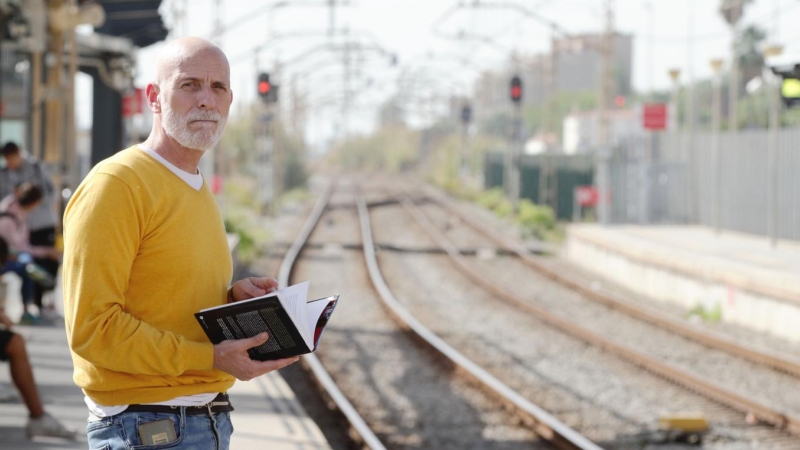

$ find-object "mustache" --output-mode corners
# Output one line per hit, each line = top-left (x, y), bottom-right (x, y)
(185, 111), (222, 122)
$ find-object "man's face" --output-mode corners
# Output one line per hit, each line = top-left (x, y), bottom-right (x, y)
(4, 153), (22, 170)
(159, 48), (232, 151)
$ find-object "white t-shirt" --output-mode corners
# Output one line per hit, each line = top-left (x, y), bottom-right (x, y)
(86, 145), (215, 419)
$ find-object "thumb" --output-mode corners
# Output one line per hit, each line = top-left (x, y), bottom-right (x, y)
(242, 332), (270, 348)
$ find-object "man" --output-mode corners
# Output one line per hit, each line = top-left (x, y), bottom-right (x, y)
(0, 142), (59, 321)
(63, 37), (298, 449)
(0, 236), (75, 440)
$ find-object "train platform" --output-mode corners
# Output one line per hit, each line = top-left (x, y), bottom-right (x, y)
(0, 275), (332, 449)
(566, 224), (800, 342)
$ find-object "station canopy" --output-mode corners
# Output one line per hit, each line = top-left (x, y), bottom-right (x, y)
(84, 0), (168, 48)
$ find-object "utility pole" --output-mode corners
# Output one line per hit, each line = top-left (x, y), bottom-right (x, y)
(685, 0), (696, 223)
(721, 0), (743, 132)
(540, 29), (558, 212)
(765, 44), (783, 247)
(710, 59), (723, 235)
(329, 0), (336, 39)
(273, 58), (283, 209)
(596, 0), (614, 225)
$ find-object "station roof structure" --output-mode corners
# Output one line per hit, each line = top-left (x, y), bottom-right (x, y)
(85, 0), (168, 48)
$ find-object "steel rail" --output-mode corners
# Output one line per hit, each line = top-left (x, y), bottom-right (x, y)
(277, 181), (387, 450)
(356, 191), (602, 450)
(421, 186), (800, 379)
(401, 192), (800, 435)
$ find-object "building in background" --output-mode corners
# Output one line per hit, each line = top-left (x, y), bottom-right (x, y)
(553, 32), (633, 96)
(562, 109), (641, 154)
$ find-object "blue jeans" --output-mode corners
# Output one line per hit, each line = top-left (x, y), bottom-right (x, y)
(0, 260), (34, 307)
(86, 409), (233, 450)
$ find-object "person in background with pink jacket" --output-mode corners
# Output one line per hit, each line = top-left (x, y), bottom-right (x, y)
(0, 182), (60, 324)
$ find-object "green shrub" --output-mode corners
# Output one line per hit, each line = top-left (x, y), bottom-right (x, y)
(476, 188), (506, 210)
(517, 199), (556, 239)
(688, 302), (722, 322)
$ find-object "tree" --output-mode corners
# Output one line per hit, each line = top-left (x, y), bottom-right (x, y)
(738, 25), (767, 86)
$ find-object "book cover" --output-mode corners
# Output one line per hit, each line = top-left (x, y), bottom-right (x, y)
(194, 282), (338, 361)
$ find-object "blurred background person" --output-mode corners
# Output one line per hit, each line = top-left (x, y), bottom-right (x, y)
(0, 183), (59, 324)
(0, 143), (60, 321)
(0, 235), (74, 439)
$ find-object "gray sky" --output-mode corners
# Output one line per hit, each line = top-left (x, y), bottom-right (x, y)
(119, 0), (800, 143)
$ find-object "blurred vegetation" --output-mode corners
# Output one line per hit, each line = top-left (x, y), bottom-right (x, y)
(221, 177), (270, 263)
(688, 302), (722, 323)
(218, 107), (311, 263)
(326, 125), (420, 172)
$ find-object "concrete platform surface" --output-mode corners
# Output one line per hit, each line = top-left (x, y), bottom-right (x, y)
(568, 225), (800, 303)
(567, 224), (800, 341)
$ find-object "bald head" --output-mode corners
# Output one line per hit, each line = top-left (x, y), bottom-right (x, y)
(155, 37), (230, 86)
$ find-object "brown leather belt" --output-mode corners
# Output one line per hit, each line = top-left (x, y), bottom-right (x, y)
(125, 393), (234, 415)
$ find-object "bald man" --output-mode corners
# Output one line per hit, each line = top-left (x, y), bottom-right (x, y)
(63, 37), (298, 449)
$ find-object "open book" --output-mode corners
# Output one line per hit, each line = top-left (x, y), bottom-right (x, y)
(194, 281), (338, 361)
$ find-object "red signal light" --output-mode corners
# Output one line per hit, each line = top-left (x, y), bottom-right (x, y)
(258, 80), (271, 95)
(510, 75), (522, 103)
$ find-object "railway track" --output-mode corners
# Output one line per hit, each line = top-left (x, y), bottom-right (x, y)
(273, 177), (800, 448)
(278, 181), (599, 449)
(375, 181), (800, 445)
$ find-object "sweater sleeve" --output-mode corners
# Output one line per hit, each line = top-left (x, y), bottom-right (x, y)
(63, 173), (214, 376)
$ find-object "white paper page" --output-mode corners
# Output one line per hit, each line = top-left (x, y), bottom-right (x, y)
(304, 297), (332, 343)
(277, 281), (311, 348)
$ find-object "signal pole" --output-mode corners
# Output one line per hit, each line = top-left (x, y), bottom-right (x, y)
(460, 103), (472, 180)
(508, 75), (523, 213)
(596, 0), (614, 225)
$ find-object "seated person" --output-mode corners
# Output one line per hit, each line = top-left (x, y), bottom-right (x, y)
(0, 237), (74, 439)
(0, 183), (59, 323)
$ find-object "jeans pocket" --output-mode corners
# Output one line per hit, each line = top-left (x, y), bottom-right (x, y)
(129, 414), (184, 449)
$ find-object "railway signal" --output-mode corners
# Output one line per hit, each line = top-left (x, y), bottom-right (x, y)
(257, 72), (279, 103)
(510, 75), (522, 104)
(460, 103), (472, 124)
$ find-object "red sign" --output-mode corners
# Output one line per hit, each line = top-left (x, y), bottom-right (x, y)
(575, 186), (599, 207)
(122, 88), (144, 117)
(643, 103), (667, 130)
(211, 175), (223, 194)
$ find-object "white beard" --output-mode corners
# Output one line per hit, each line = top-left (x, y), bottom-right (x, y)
(162, 106), (227, 151)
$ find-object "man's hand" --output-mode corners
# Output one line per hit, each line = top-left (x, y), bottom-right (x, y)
(228, 277), (279, 303)
(212, 332), (298, 381)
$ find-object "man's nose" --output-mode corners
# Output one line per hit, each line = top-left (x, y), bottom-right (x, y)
(197, 86), (216, 110)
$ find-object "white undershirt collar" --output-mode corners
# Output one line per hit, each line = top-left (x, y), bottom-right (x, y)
(137, 144), (204, 191)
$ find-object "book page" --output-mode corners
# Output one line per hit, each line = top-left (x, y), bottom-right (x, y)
(304, 296), (333, 342)
(277, 281), (311, 348)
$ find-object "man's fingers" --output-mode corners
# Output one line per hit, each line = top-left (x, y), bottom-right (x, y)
(257, 356), (299, 372)
(249, 277), (279, 293)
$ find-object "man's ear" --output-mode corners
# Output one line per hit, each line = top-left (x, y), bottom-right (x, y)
(145, 82), (161, 113)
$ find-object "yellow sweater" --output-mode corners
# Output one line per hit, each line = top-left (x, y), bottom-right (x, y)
(63, 147), (234, 406)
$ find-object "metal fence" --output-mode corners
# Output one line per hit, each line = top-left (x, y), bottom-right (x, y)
(483, 127), (800, 241)
(606, 128), (800, 242)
